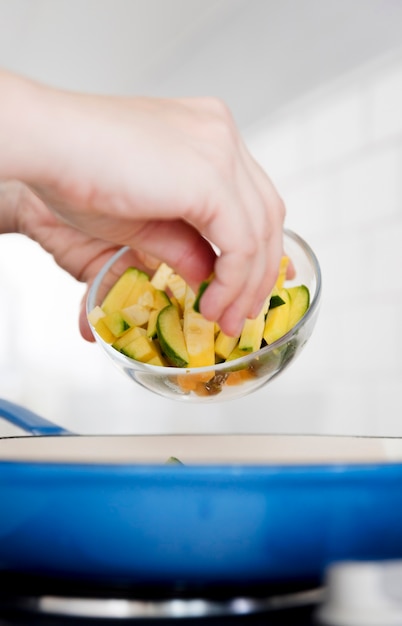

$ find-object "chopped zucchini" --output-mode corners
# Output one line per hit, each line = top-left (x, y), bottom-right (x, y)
(269, 293), (286, 309)
(103, 311), (131, 337)
(156, 304), (189, 367)
(263, 288), (291, 344)
(112, 326), (146, 352)
(89, 253), (311, 387)
(287, 285), (310, 330)
(165, 456), (183, 465)
(122, 335), (161, 363)
(193, 275), (213, 313)
(147, 290), (171, 338)
(238, 295), (270, 352)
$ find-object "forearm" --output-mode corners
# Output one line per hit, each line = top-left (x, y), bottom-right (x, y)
(0, 70), (57, 185)
(0, 71), (75, 236)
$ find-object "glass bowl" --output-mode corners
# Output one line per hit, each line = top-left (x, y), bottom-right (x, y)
(87, 230), (321, 402)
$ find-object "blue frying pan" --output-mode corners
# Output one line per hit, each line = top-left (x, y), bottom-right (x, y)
(1, 397), (402, 592)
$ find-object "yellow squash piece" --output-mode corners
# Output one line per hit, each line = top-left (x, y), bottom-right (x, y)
(122, 279), (154, 310)
(121, 303), (151, 327)
(236, 257), (288, 354)
(122, 335), (162, 363)
(94, 318), (116, 344)
(238, 296), (270, 353)
(150, 262), (174, 290)
(147, 353), (168, 366)
(87, 305), (106, 327)
(276, 256), (290, 290)
(263, 288), (291, 344)
(101, 268), (149, 314)
(226, 345), (251, 362)
(182, 285), (215, 370)
(137, 289), (154, 308)
(215, 331), (239, 360)
(112, 326), (146, 352)
(167, 273), (187, 311)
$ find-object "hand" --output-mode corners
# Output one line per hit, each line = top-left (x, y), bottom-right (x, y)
(1, 73), (286, 336)
(0, 180), (148, 341)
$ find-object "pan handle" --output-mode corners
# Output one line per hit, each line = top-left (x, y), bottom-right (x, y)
(0, 398), (72, 436)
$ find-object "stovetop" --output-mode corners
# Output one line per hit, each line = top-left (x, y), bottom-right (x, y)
(4, 561), (402, 625)
(0, 573), (321, 625)
(0, 599), (319, 625)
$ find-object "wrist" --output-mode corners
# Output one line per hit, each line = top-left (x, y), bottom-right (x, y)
(0, 70), (54, 183)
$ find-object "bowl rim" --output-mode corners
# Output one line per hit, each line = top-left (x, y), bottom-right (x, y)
(87, 229), (322, 375)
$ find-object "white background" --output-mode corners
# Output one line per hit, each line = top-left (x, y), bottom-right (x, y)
(0, 0), (401, 437)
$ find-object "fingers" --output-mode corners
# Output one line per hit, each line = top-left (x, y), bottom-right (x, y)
(31, 92), (286, 341)
(124, 218), (217, 290)
(202, 229), (283, 337)
(125, 135), (285, 336)
(190, 136), (286, 336)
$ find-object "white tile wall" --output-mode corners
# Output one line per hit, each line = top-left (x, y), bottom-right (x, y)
(1, 46), (402, 437)
(245, 47), (402, 436)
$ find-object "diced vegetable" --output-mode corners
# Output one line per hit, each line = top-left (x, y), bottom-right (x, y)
(87, 305), (106, 326)
(183, 286), (215, 369)
(215, 331), (239, 360)
(121, 303), (151, 327)
(166, 273), (187, 311)
(238, 295), (270, 353)
(103, 311), (130, 337)
(112, 326), (146, 352)
(150, 262), (174, 290)
(121, 334), (166, 365)
(287, 285), (310, 329)
(193, 274), (214, 313)
(156, 304), (189, 368)
(101, 268), (149, 314)
(263, 288), (291, 345)
(88, 258), (310, 376)
(276, 256), (290, 289)
(94, 317), (116, 344)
